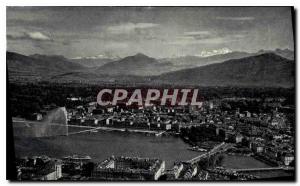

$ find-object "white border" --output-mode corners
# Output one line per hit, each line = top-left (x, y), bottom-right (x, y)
(1, 1), (298, 186)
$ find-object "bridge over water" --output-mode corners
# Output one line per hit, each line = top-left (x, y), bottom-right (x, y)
(228, 167), (294, 173)
(186, 142), (232, 164)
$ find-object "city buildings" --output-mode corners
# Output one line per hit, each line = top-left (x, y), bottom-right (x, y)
(91, 156), (165, 180)
(16, 156), (62, 180)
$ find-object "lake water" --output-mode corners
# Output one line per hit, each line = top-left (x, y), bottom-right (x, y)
(222, 154), (271, 169)
(222, 154), (294, 179)
(13, 131), (201, 169)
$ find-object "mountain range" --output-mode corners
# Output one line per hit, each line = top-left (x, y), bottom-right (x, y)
(7, 52), (86, 81)
(157, 53), (294, 87)
(71, 58), (116, 67)
(159, 51), (252, 68)
(159, 48), (294, 68)
(96, 53), (176, 76)
(6, 49), (295, 87)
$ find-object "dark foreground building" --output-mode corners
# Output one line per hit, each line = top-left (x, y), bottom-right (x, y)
(91, 156), (165, 180)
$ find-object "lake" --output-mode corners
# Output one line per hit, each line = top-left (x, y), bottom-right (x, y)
(222, 154), (271, 169)
(13, 130), (202, 169)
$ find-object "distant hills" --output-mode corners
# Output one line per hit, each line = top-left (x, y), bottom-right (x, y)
(7, 52), (86, 81)
(257, 48), (294, 60)
(70, 54), (120, 67)
(159, 51), (252, 68)
(7, 49), (295, 87)
(159, 48), (294, 68)
(68, 48), (294, 70)
(71, 58), (115, 67)
(96, 53), (176, 76)
(157, 53), (295, 88)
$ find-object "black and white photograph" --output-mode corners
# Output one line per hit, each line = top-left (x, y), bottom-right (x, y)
(6, 6), (295, 181)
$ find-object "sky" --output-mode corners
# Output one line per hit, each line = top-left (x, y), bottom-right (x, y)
(7, 7), (294, 58)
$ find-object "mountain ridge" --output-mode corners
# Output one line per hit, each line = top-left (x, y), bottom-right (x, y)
(7, 50), (295, 87)
(96, 53), (175, 76)
(157, 53), (294, 87)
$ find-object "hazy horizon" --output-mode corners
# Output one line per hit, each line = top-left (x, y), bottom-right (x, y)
(6, 47), (294, 60)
